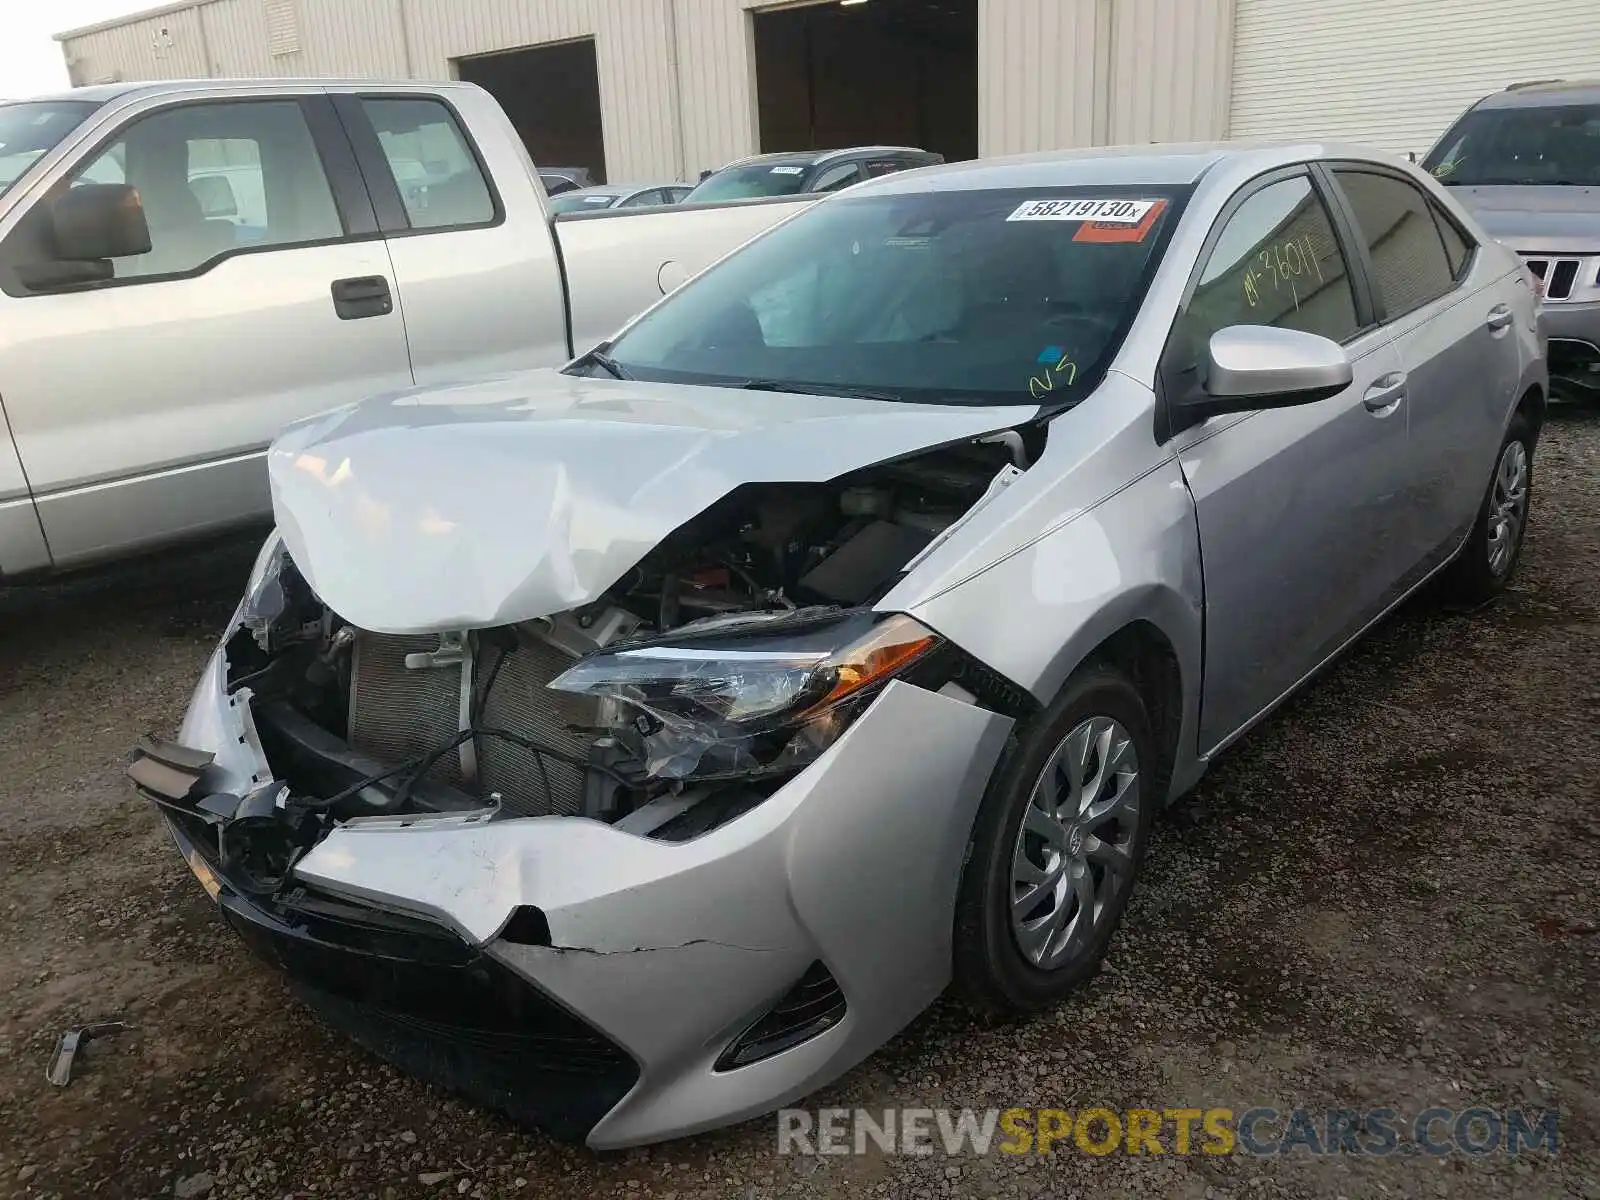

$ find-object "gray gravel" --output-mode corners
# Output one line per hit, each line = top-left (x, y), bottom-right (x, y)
(0, 413), (1596, 1200)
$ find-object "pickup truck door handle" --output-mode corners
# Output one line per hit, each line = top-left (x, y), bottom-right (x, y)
(1362, 372), (1407, 414)
(330, 275), (394, 320)
(1485, 304), (1514, 333)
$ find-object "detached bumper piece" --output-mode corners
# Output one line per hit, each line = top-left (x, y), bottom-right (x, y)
(127, 734), (215, 802)
(153, 803), (641, 1144)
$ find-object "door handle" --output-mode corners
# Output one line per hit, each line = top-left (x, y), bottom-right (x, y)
(1486, 305), (1514, 332)
(1362, 372), (1407, 413)
(331, 275), (393, 320)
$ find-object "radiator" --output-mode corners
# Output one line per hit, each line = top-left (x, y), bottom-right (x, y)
(347, 630), (595, 817)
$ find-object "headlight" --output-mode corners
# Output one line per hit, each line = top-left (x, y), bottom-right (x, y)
(548, 610), (939, 780)
(237, 531), (291, 648)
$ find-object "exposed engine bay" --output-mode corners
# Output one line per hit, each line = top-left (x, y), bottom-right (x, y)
(179, 435), (1032, 895)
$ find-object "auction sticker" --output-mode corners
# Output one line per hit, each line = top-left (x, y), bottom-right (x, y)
(1007, 197), (1156, 223)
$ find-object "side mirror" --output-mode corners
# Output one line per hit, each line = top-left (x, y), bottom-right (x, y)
(1176, 326), (1353, 425)
(51, 184), (152, 260)
(189, 173), (237, 218)
(15, 184), (151, 291)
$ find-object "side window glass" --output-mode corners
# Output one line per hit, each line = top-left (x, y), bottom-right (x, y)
(864, 159), (905, 178)
(362, 97), (494, 230)
(811, 163), (863, 192)
(65, 100), (341, 281)
(1168, 175), (1360, 389)
(619, 189), (664, 208)
(1332, 169), (1456, 318)
(1429, 200), (1472, 280)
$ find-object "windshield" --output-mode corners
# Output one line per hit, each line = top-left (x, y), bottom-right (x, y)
(600, 187), (1185, 406)
(0, 100), (98, 195)
(684, 161), (812, 203)
(1425, 103), (1600, 186)
(549, 191), (622, 214)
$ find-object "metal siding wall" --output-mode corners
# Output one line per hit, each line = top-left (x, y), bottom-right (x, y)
(200, 0), (409, 77)
(1231, 0), (1600, 154)
(1108, 0), (1233, 145)
(62, 6), (210, 84)
(979, 0), (1101, 156)
(676, 0), (759, 176)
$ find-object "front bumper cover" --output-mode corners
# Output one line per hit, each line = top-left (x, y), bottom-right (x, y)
(1539, 301), (1600, 399)
(152, 646), (1012, 1148)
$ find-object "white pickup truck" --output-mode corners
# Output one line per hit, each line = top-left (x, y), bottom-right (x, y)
(0, 79), (812, 577)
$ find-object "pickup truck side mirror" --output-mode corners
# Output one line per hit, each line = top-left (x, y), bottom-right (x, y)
(17, 184), (151, 291)
(1175, 325), (1353, 425)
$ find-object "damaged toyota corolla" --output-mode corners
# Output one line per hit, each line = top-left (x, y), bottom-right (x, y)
(131, 143), (1544, 1148)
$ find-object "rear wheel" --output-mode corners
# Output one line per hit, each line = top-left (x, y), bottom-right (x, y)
(1443, 413), (1535, 605)
(953, 665), (1155, 1013)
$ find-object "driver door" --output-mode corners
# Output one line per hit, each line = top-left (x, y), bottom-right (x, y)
(1166, 169), (1410, 752)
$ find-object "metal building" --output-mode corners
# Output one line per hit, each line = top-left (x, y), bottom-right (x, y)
(55, 0), (1600, 186)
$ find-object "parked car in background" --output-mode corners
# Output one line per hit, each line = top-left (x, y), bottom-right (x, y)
(0, 82), (819, 579)
(547, 182), (693, 214)
(537, 166), (594, 195)
(1424, 78), (1600, 401)
(682, 145), (943, 203)
(135, 139), (1543, 1150)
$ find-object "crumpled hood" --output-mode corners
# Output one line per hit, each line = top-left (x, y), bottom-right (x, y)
(1448, 185), (1600, 252)
(268, 368), (1037, 633)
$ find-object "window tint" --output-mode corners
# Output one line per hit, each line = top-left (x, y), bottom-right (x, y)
(811, 163), (864, 192)
(619, 188), (665, 208)
(362, 97), (494, 230)
(1332, 170), (1456, 318)
(66, 100), (341, 280)
(1168, 176), (1359, 386)
(1430, 201), (1472, 279)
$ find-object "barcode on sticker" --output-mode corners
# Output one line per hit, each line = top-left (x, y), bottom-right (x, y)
(1007, 198), (1157, 224)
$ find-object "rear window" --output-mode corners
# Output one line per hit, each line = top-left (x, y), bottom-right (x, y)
(684, 162), (813, 203)
(603, 187), (1187, 407)
(1425, 102), (1600, 187)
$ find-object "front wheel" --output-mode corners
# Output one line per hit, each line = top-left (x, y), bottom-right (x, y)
(953, 664), (1156, 1014)
(1442, 413), (1535, 605)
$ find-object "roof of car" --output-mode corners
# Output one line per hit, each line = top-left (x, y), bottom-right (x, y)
(7, 78), (485, 105)
(851, 139), (1393, 196)
(1476, 79), (1600, 109)
(558, 184), (684, 200)
(720, 146), (928, 171)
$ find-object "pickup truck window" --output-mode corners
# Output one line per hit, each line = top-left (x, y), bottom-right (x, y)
(683, 162), (812, 204)
(602, 186), (1185, 406)
(0, 100), (98, 196)
(362, 98), (494, 231)
(61, 100), (342, 281)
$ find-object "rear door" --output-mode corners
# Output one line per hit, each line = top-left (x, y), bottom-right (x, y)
(1323, 165), (1517, 573)
(1165, 169), (1410, 752)
(0, 90), (412, 567)
(331, 90), (570, 384)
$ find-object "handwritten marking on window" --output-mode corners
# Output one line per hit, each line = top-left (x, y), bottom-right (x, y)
(1029, 353), (1079, 400)
(1244, 234), (1325, 310)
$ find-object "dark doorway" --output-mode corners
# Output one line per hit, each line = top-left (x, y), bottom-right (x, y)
(753, 0), (978, 163)
(456, 38), (607, 183)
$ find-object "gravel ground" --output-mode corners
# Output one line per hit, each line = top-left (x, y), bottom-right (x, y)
(0, 413), (1595, 1200)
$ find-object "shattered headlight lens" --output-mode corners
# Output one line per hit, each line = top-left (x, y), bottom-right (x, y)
(547, 611), (939, 780)
(237, 531), (291, 645)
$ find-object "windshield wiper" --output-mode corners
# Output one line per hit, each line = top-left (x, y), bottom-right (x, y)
(740, 379), (903, 402)
(569, 344), (631, 380)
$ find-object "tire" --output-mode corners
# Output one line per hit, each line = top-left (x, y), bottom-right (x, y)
(1442, 412), (1536, 606)
(953, 663), (1156, 1014)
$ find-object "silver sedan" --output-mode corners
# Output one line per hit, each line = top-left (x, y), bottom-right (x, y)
(136, 140), (1545, 1149)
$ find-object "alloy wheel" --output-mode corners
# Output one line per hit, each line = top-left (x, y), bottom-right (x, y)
(1008, 716), (1141, 970)
(1486, 439), (1529, 578)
